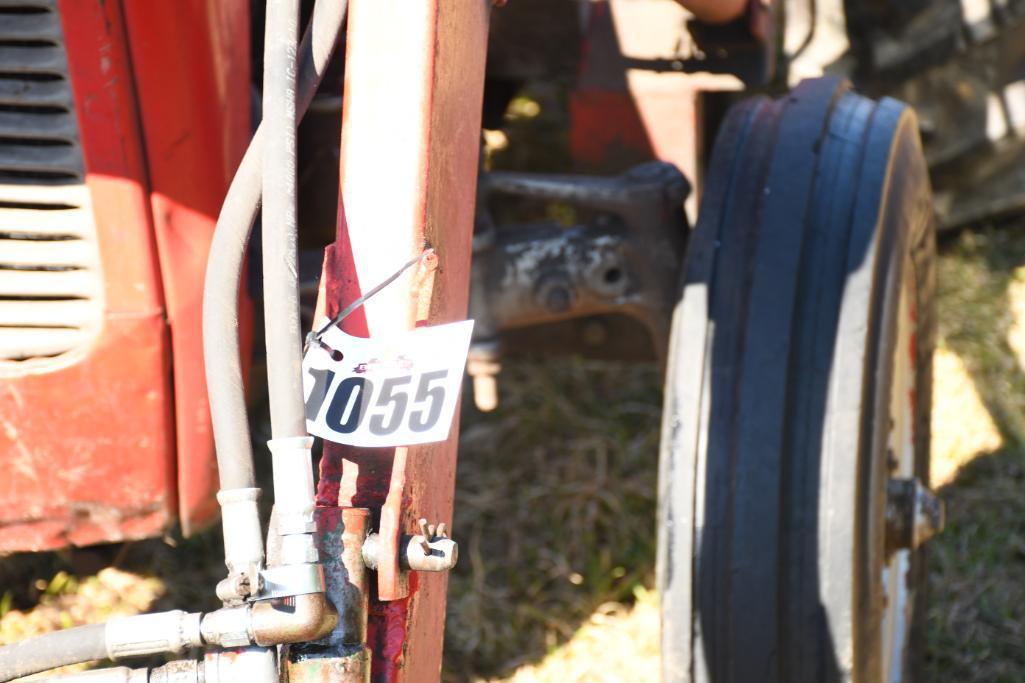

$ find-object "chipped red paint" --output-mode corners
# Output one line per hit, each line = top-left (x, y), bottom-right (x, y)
(315, 0), (489, 679)
(0, 0), (174, 552)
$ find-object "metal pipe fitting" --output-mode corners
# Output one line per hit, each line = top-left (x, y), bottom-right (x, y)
(201, 590), (336, 649)
(251, 593), (338, 647)
(200, 605), (254, 649)
(287, 650), (370, 683)
(104, 611), (203, 660)
(205, 648), (278, 683)
(285, 507), (371, 682)
(216, 488), (265, 602)
(268, 436), (318, 566)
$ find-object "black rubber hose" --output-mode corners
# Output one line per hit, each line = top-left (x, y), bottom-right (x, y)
(0, 623), (106, 682)
(203, 0), (348, 491)
(262, 0), (306, 440)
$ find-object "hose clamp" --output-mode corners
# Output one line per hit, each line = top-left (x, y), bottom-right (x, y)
(258, 563), (325, 600)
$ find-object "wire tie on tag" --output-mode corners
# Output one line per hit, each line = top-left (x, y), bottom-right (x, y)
(306, 247), (435, 353)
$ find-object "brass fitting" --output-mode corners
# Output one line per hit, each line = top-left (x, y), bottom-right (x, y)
(250, 593), (338, 647)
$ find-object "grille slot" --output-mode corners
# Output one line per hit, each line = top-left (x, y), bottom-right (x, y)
(0, 1), (102, 364)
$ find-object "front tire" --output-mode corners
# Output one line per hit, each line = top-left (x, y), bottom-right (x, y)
(657, 77), (936, 683)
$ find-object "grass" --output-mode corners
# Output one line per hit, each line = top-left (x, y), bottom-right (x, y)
(3, 226), (1024, 681)
(924, 227), (1025, 681)
(445, 360), (663, 679)
(1, 85), (1024, 680)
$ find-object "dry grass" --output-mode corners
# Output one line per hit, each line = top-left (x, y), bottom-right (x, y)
(4, 225), (1024, 682)
(923, 228), (1025, 681)
(1, 82), (1024, 680)
(445, 360), (663, 680)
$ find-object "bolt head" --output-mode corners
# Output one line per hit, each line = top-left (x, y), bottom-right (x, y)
(545, 286), (571, 313)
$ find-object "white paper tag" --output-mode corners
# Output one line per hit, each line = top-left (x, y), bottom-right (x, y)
(302, 320), (474, 447)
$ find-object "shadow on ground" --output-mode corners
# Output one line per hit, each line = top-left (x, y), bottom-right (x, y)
(443, 359), (662, 680)
(926, 226), (1025, 681)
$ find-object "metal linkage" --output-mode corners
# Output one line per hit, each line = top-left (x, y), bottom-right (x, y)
(468, 161), (689, 410)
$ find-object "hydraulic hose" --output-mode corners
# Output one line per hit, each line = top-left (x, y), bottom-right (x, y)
(261, 0), (320, 576)
(262, 0), (306, 441)
(0, 623), (106, 682)
(203, 0), (349, 492)
(0, 11), (349, 679)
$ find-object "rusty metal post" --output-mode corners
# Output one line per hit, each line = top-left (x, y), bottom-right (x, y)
(314, 0), (490, 680)
(287, 507), (371, 682)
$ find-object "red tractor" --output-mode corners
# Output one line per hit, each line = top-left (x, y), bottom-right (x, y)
(5, 0), (1014, 679)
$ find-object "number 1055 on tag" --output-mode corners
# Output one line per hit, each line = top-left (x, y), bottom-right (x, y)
(302, 320), (474, 447)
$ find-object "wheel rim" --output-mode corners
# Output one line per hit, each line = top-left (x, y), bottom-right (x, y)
(880, 263), (917, 682)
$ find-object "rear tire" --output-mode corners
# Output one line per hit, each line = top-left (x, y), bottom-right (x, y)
(657, 77), (936, 682)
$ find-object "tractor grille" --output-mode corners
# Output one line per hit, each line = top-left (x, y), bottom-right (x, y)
(0, 0), (102, 364)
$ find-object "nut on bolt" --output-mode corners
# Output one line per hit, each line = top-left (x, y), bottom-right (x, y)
(886, 478), (945, 554)
(468, 342), (502, 412)
(215, 571), (263, 604)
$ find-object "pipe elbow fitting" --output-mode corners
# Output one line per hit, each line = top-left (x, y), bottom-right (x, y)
(250, 593), (337, 647)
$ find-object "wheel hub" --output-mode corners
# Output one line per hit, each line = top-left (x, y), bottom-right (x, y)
(886, 478), (945, 554)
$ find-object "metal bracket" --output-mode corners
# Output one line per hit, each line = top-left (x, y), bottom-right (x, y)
(467, 161), (689, 409)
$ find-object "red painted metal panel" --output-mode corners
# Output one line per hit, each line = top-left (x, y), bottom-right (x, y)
(120, 0), (252, 534)
(675, 0), (747, 23)
(316, 1), (490, 679)
(0, 318), (175, 551)
(572, 0), (705, 203)
(0, 0), (252, 550)
(0, 0), (175, 552)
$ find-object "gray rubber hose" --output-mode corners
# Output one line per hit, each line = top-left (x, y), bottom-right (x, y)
(0, 4), (348, 682)
(203, 0), (349, 491)
(0, 623), (107, 682)
(262, 0), (306, 440)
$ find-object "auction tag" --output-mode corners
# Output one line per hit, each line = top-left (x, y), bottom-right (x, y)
(302, 320), (474, 447)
